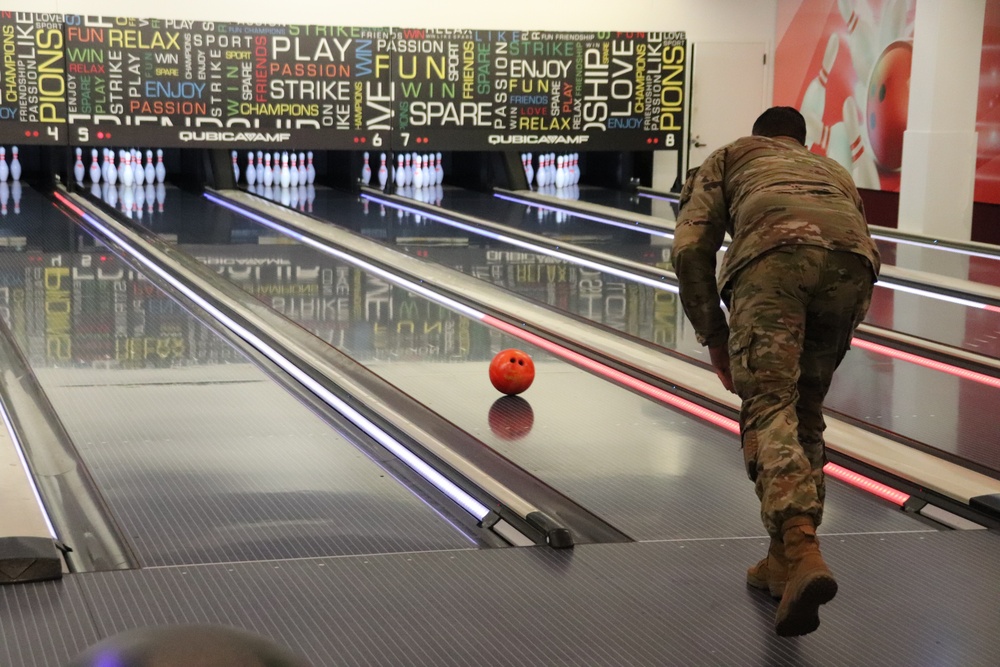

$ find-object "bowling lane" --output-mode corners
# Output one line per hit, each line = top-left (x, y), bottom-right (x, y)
(303, 185), (1000, 477)
(871, 232), (1000, 290)
(530, 184), (677, 220)
(539, 183), (1000, 291)
(0, 185), (483, 567)
(131, 185), (937, 542)
(411, 185), (1000, 361)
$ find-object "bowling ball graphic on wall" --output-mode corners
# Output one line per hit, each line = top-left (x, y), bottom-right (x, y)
(866, 40), (912, 172)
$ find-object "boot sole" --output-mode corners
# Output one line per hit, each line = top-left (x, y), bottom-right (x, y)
(774, 574), (838, 637)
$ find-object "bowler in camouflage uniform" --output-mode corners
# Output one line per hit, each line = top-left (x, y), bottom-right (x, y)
(673, 106), (879, 637)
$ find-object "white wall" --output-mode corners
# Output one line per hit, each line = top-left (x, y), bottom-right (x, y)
(14, 1), (776, 41)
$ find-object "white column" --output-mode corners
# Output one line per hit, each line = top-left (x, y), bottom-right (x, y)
(897, 0), (985, 241)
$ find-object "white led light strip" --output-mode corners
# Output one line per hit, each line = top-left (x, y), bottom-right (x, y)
(60, 193), (492, 522)
(0, 399), (58, 538)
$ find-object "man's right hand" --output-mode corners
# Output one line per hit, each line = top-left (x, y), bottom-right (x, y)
(708, 344), (735, 393)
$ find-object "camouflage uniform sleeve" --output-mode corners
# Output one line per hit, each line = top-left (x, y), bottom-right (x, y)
(673, 149), (730, 348)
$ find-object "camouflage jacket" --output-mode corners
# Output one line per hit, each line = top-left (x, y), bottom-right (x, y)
(673, 135), (881, 348)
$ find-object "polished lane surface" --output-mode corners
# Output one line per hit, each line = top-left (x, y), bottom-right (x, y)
(307, 186), (1000, 477)
(576, 184), (1000, 290)
(427, 186), (1000, 360)
(0, 185), (483, 567)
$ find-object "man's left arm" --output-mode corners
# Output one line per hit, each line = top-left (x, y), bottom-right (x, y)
(673, 152), (733, 391)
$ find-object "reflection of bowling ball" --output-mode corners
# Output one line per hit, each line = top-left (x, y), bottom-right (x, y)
(67, 624), (313, 667)
(488, 395), (535, 440)
(866, 40), (913, 171)
(489, 349), (535, 395)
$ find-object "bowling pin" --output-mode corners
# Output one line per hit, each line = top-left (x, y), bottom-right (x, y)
(90, 149), (102, 183)
(74, 148), (86, 182)
(843, 97), (880, 188)
(117, 150), (128, 183)
(231, 150), (240, 182)
(838, 0), (878, 83)
(1, 148), (11, 182)
(0, 181), (7, 215)
(106, 151), (117, 186)
(413, 155), (424, 189)
(298, 152), (307, 185)
(800, 34), (839, 148)
(263, 153), (273, 187)
(145, 150), (155, 184)
(395, 155), (406, 188)
(279, 151), (291, 188)
(361, 151), (372, 185)
(553, 156), (563, 189)
(435, 152), (443, 185)
(121, 152), (134, 187)
(522, 154), (533, 187)
(306, 151), (316, 185)
(377, 152), (388, 188)
(131, 150), (143, 186)
(256, 151), (265, 182)
(289, 153), (299, 187)
(155, 149), (166, 184)
(246, 151), (256, 186)
(10, 146), (20, 181)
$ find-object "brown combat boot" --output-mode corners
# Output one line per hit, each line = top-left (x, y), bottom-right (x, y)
(746, 538), (788, 598)
(774, 516), (838, 637)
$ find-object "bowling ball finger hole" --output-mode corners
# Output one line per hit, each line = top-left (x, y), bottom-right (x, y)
(879, 84), (886, 102)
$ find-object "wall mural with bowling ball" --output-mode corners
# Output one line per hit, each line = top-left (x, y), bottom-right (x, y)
(974, 2), (1000, 206)
(62, 15), (393, 149)
(774, 0), (916, 193)
(0, 12), (67, 145)
(390, 29), (686, 152)
(774, 0), (1000, 207)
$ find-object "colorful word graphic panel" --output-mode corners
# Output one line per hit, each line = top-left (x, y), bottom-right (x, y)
(0, 12), (67, 144)
(63, 15), (392, 148)
(391, 29), (686, 151)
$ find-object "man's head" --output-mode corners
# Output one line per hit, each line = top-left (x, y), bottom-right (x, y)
(752, 106), (807, 145)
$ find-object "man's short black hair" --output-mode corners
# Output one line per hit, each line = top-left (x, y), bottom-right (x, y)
(752, 106), (807, 145)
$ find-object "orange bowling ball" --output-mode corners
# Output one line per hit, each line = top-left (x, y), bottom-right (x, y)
(866, 40), (912, 171)
(489, 349), (535, 395)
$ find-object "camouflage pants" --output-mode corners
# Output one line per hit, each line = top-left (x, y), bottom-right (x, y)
(727, 246), (874, 539)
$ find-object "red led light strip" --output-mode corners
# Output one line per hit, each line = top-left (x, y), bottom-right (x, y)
(823, 463), (910, 506)
(851, 338), (1000, 390)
